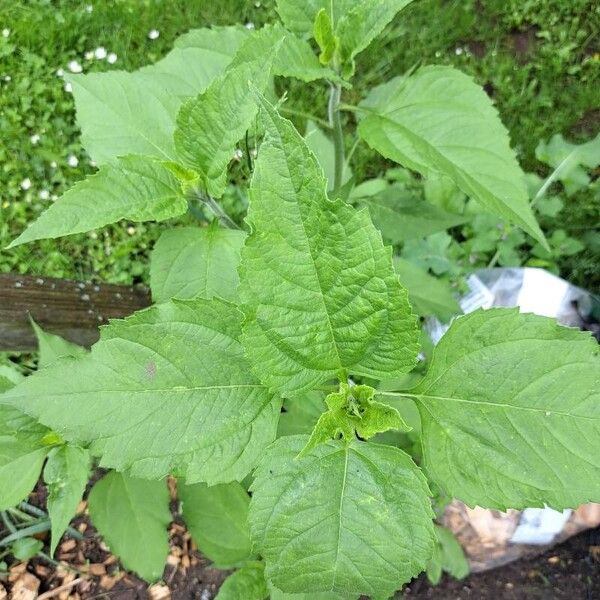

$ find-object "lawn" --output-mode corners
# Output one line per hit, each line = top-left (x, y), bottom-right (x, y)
(1, 0), (598, 289)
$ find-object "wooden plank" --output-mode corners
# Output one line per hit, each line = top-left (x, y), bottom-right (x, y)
(0, 274), (151, 351)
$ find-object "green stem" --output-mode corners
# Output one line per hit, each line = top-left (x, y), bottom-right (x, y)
(328, 83), (345, 195)
(0, 512), (16, 535)
(279, 106), (331, 130)
(193, 191), (240, 230)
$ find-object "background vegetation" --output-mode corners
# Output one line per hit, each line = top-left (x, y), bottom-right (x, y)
(1, 0), (598, 289)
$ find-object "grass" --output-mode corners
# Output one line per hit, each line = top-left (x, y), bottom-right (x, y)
(0, 0), (598, 288)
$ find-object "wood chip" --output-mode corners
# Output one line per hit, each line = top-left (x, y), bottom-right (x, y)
(102, 556), (118, 567)
(547, 555), (560, 564)
(98, 576), (117, 591)
(181, 555), (190, 570)
(33, 567), (50, 579)
(166, 555), (180, 567)
(75, 502), (87, 516)
(60, 540), (76, 553)
(88, 565), (106, 577)
(76, 523), (87, 534)
(148, 584), (170, 600)
(10, 572), (40, 600)
(8, 564), (27, 582)
(0, 583), (7, 600)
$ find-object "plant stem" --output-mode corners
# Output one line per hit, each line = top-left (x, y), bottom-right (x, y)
(279, 106), (331, 130)
(193, 191), (240, 230)
(328, 83), (345, 195)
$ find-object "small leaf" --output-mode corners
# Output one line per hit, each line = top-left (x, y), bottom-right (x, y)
(1, 298), (280, 484)
(277, 391), (325, 438)
(11, 538), (43, 561)
(150, 225), (246, 304)
(30, 318), (87, 368)
(88, 472), (171, 582)
(358, 66), (547, 247)
(239, 92), (419, 395)
(413, 308), (600, 509)
(313, 9), (338, 65)
(394, 258), (460, 322)
(215, 563), (268, 600)
(434, 525), (469, 581)
(250, 436), (435, 598)
(8, 155), (187, 247)
(44, 445), (90, 555)
(179, 481), (253, 567)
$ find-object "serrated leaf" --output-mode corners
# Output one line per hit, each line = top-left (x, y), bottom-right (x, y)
(250, 436), (435, 598)
(358, 66), (547, 247)
(277, 391), (325, 438)
(360, 185), (467, 243)
(215, 563), (268, 600)
(394, 258), (460, 322)
(150, 225), (246, 304)
(305, 121), (352, 192)
(412, 308), (600, 510)
(179, 481), (253, 567)
(1, 298), (280, 484)
(0, 405), (50, 511)
(69, 27), (243, 164)
(8, 155), (187, 247)
(88, 472), (170, 582)
(44, 445), (90, 555)
(174, 27), (281, 198)
(30, 318), (87, 368)
(239, 93), (419, 395)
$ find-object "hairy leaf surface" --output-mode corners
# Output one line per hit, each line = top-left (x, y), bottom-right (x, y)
(89, 472), (171, 582)
(413, 308), (600, 509)
(250, 436), (434, 597)
(215, 563), (268, 600)
(1, 298), (280, 484)
(44, 445), (90, 555)
(239, 94), (419, 394)
(150, 226), (246, 303)
(9, 156), (187, 247)
(180, 481), (253, 567)
(358, 66), (547, 246)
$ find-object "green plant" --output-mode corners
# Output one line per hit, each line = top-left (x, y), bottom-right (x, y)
(1, 3), (599, 599)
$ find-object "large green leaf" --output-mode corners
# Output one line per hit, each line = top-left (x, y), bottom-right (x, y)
(277, 391), (325, 437)
(44, 445), (90, 555)
(358, 66), (547, 247)
(150, 225), (246, 304)
(179, 481), (253, 567)
(394, 258), (460, 322)
(0, 404), (50, 511)
(88, 472), (171, 582)
(30, 318), (87, 368)
(250, 436), (434, 598)
(69, 27), (243, 164)
(215, 563), (268, 600)
(411, 308), (600, 510)
(239, 94), (419, 395)
(8, 155), (187, 247)
(1, 298), (280, 484)
(359, 185), (467, 243)
(174, 27), (281, 198)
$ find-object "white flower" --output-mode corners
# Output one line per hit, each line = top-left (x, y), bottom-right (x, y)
(127, 226), (136, 235)
(3, 75), (10, 82)
(233, 148), (244, 161)
(51, 194), (58, 201)
(64, 81), (73, 93)
(2, 28), (9, 38)
(107, 52), (117, 64)
(67, 155), (79, 167)
(148, 29), (160, 40)
(245, 22), (255, 30)
(20, 178), (32, 191)
(68, 60), (82, 73)
(56, 68), (65, 77)
(30, 134), (40, 145)
(50, 161), (57, 168)
(94, 46), (107, 60)
(85, 5), (93, 13)
(84, 50), (94, 60)
(455, 47), (464, 56)
(39, 189), (50, 200)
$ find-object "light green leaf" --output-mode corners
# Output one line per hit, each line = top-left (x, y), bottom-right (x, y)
(69, 27), (242, 164)
(30, 318), (87, 368)
(314, 9), (338, 65)
(358, 66), (547, 247)
(0, 365), (23, 392)
(150, 225), (246, 304)
(359, 185), (467, 243)
(174, 27), (281, 198)
(239, 93), (419, 395)
(88, 472), (171, 582)
(44, 445), (90, 555)
(412, 308), (600, 510)
(8, 155), (187, 247)
(434, 525), (469, 581)
(179, 481), (253, 568)
(402, 232), (453, 275)
(277, 391), (325, 438)
(305, 121), (352, 192)
(1, 298), (281, 484)
(250, 436), (435, 598)
(11, 538), (43, 561)
(394, 258), (460, 322)
(535, 133), (600, 196)
(215, 563), (268, 600)
(0, 405), (50, 511)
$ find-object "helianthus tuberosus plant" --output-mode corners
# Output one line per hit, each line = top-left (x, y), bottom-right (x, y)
(2, 2), (599, 598)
